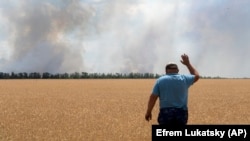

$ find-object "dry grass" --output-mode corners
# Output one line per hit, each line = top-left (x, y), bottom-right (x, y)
(188, 79), (250, 124)
(0, 79), (249, 141)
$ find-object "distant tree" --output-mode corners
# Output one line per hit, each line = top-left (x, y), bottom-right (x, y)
(11, 72), (17, 79)
(42, 72), (51, 79)
(61, 73), (69, 79)
(70, 72), (80, 79)
(0, 72), (4, 79)
(29, 72), (41, 79)
(81, 72), (88, 78)
(17, 72), (24, 79)
(23, 72), (28, 78)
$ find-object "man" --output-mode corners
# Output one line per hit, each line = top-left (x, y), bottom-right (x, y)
(145, 53), (199, 126)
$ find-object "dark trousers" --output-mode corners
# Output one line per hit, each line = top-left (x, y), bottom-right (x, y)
(157, 107), (188, 126)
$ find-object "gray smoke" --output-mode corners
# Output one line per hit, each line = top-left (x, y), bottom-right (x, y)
(1, 0), (93, 73)
(0, 0), (250, 77)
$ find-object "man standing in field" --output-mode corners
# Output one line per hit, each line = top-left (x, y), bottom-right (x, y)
(145, 53), (199, 126)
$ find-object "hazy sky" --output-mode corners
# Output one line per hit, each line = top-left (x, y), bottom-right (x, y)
(0, 0), (249, 78)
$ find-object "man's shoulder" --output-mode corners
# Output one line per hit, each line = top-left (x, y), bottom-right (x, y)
(167, 74), (195, 80)
(178, 74), (194, 77)
(179, 74), (196, 82)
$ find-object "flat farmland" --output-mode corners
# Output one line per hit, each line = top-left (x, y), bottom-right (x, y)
(0, 79), (249, 141)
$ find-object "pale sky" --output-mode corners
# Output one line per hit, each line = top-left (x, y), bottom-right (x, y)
(0, 0), (249, 78)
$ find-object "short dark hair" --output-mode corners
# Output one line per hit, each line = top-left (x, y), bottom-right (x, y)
(166, 63), (178, 70)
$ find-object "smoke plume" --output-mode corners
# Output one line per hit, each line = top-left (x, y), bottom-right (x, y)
(0, 0), (250, 78)
(1, 0), (93, 73)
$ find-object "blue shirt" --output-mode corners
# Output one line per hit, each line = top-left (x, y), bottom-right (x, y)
(152, 73), (195, 110)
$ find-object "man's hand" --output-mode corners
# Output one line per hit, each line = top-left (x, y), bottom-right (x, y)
(145, 112), (152, 121)
(180, 53), (190, 66)
(180, 53), (200, 83)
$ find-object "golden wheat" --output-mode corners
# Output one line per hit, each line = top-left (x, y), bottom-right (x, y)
(0, 79), (249, 141)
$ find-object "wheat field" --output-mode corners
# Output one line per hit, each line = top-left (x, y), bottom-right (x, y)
(0, 79), (249, 141)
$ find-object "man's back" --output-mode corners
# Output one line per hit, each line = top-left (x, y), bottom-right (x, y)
(153, 74), (195, 110)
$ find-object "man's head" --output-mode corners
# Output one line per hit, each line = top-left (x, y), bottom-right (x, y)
(165, 62), (179, 74)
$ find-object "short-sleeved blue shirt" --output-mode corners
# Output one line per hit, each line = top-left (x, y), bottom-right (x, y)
(152, 73), (195, 110)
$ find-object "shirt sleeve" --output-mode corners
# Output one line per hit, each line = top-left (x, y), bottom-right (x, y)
(185, 75), (195, 86)
(152, 80), (160, 96)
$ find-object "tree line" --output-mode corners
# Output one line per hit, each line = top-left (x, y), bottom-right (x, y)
(0, 72), (235, 79)
(0, 72), (162, 79)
